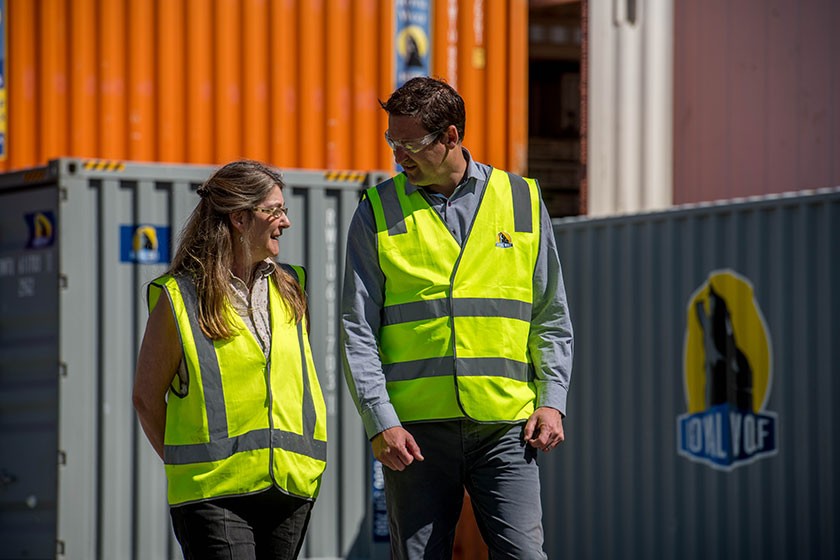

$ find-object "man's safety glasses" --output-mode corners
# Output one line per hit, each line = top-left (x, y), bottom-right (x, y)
(384, 129), (444, 153)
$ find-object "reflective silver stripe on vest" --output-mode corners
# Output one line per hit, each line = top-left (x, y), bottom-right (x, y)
(384, 356), (532, 383)
(376, 179), (408, 236)
(457, 357), (532, 381)
(296, 319), (319, 448)
(165, 275), (326, 465)
(507, 172), (533, 233)
(164, 428), (327, 465)
(382, 298), (531, 326)
(278, 263), (318, 448)
(176, 276), (228, 440)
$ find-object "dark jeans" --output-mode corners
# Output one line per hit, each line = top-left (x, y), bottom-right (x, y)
(170, 487), (313, 560)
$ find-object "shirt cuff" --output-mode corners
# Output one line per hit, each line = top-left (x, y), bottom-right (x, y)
(361, 402), (402, 440)
(535, 380), (568, 417)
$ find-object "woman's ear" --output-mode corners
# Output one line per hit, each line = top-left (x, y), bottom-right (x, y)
(229, 210), (248, 233)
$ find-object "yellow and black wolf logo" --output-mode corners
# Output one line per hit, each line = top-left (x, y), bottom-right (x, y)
(677, 270), (778, 471)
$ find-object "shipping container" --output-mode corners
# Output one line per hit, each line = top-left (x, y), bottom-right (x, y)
(584, 0), (840, 215)
(673, 0), (840, 204)
(1, 0), (529, 177)
(543, 187), (840, 559)
(0, 158), (391, 560)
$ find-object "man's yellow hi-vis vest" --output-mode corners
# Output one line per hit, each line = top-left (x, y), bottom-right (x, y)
(366, 168), (542, 423)
(148, 264), (327, 506)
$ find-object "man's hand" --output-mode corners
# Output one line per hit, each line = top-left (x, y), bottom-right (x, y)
(372, 426), (425, 471)
(524, 407), (565, 453)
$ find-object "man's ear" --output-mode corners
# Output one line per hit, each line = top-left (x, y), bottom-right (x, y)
(442, 124), (460, 148)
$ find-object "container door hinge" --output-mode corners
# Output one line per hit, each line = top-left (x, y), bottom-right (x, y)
(59, 187), (68, 202)
(56, 539), (66, 557)
(58, 450), (67, 466)
(59, 274), (68, 289)
(59, 362), (67, 377)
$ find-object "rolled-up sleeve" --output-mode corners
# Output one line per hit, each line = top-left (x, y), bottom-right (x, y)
(341, 198), (402, 439)
(529, 199), (574, 415)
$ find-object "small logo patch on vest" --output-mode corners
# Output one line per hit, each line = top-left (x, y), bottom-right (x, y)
(495, 231), (513, 248)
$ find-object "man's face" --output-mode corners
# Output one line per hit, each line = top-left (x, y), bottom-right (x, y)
(386, 115), (450, 187)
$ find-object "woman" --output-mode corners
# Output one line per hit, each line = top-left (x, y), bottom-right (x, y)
(133, 160), (327, 560)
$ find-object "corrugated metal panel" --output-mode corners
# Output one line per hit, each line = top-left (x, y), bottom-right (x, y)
(3, 0), (528, 176)
(0, 158), (388, 560)
(431, 0), (530, 173)
(674, 0), (840, 204)
(544, 188), (840, 559)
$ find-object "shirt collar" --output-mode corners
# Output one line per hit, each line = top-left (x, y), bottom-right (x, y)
(229, 259), (275, 286)
(255, 259), (276, 278)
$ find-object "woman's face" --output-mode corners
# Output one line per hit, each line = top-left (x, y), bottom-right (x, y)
(245, 184), (290, 263)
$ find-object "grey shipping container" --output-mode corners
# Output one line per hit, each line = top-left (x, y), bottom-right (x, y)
(543, 187), (840, 559)
(0, 158), (390, 560)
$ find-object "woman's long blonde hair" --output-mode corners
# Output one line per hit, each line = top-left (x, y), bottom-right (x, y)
(169, 160), (306, 340)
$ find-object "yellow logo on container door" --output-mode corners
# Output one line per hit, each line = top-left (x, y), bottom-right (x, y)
(25, 211), (56, 248)
(677, 270), (778, 471)
(120, 224), (171, 264)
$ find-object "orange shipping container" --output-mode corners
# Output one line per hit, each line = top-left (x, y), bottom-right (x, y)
(2, 0), (527, 174)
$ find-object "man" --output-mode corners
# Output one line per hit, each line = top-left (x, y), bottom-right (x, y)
(341, 76), (573, 559)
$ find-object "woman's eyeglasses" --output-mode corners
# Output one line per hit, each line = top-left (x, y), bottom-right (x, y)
(253, 206), (289, 219)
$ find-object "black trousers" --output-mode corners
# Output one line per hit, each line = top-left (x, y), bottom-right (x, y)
(170, 487), (313, 560)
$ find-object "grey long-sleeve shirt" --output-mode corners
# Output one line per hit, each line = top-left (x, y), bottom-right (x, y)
(341, 151), (574, 440)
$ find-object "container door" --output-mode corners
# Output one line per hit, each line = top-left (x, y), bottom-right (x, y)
(0, 185), (60, 559)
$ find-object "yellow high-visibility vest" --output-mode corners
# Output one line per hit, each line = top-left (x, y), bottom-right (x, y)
(148, 264), (327, 506)
(366, 169), (541, 423)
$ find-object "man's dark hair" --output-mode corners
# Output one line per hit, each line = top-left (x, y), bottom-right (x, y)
(380, 76), (466, 142)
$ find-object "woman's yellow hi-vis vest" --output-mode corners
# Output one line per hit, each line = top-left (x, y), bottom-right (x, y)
(366, 168), (542, 423)
(148, 264), (327, 506)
